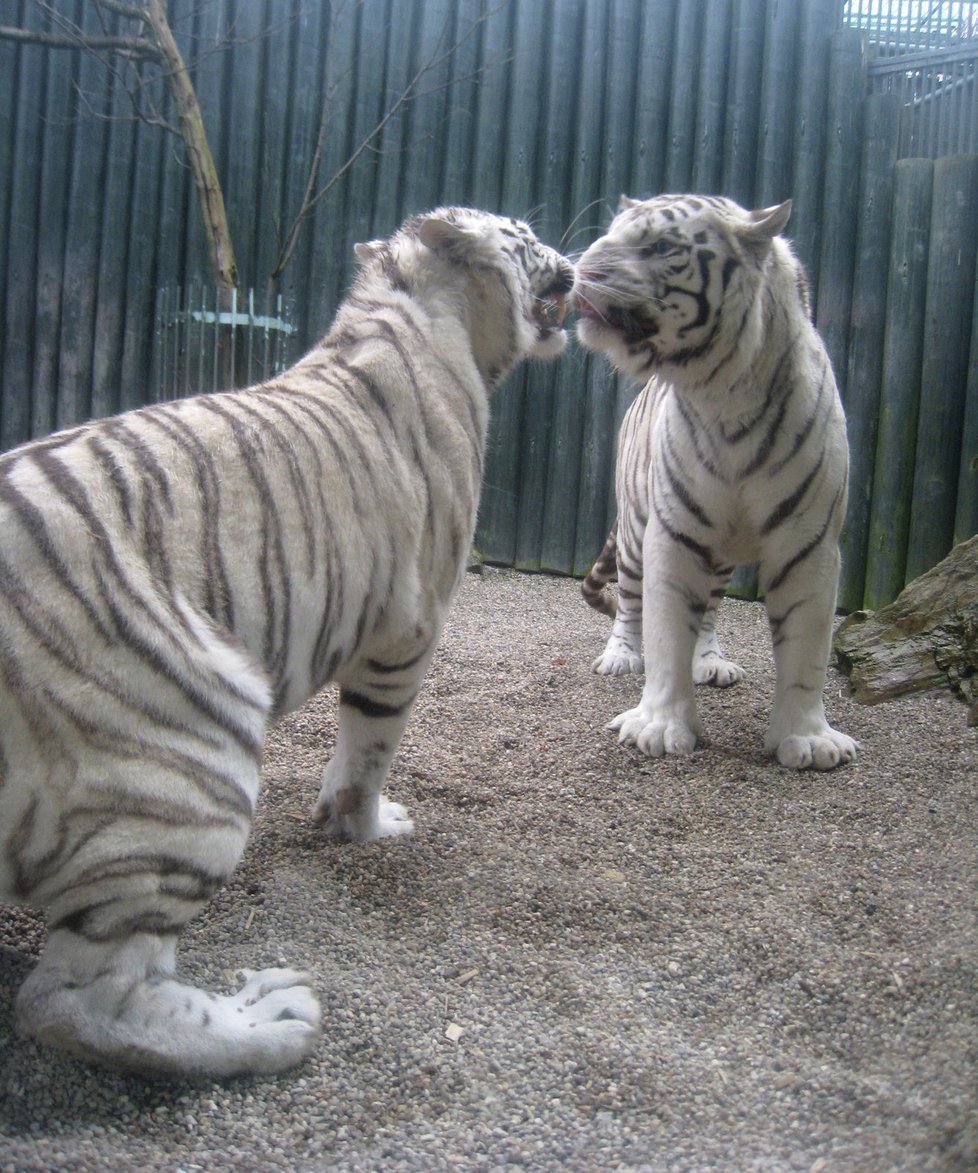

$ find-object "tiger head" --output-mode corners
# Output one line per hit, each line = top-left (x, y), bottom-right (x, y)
(574, 194), (794, 384)
(354, 208), (574, 384)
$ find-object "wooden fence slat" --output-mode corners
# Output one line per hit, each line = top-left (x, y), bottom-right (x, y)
(691, 1), (731, 194)
(722, 0), (766, 207)
(906, 154), (978, 583)
(863, 158), (933, 611)
(540, 0), (609, 574)
(755, 0), (799, 206)
(571, 0), (644, 577)
(629, 0), (677, 194)
(837, 92), (900, 612)
(815, 27), (865, 400)
(513, 0), (583, 571)
(955, 263), (978, 545)
(790, 0), (838, 283)
(2, 15), (46, 449)
(664, 0), (703, 192)
(478, 0), (548, 567)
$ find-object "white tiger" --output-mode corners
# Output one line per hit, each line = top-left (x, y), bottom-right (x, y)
(575, 193), (856, 771)
(0, 207), (573, 1078)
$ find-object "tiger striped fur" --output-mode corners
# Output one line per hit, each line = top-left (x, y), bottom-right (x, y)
(0, 207), (572, 1077)
(575, 193), (855, 771)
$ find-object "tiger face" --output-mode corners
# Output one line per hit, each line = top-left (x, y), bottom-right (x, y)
(361, 208), (575, 380)
(574, 194), (792, 380)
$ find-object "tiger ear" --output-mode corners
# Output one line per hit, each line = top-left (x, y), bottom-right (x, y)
(743, 200), (792, 242)
(418, 216), (470, 253)
(618, 195), (640, 211)
(354, 240), (383, 264)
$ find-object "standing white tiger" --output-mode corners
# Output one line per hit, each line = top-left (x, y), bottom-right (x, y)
(575, 193), (855, 771)
(0, 207), (572, 1077)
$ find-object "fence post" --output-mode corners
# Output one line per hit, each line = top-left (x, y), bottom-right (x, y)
(955, 263), (978, 545)
(905, 155), (978, 584)
(838, 91), (900, 612)
(815, 27), (865, 398)
(864, 158), (933, 611)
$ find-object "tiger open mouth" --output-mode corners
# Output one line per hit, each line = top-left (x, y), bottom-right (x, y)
(576, 295), (656, 344)
(532, 291), (567, 333)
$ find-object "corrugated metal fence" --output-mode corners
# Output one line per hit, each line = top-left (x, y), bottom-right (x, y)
(1, 0), (976, 610)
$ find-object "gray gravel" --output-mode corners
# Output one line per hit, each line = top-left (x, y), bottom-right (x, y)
(1, 567), (976, 1173)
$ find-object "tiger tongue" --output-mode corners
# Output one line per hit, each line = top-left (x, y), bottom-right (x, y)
(532, 292), (566, 329)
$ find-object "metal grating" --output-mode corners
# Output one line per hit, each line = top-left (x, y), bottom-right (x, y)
(844, 1), (978, 155)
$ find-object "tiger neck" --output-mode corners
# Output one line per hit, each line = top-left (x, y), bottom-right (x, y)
(666, 280), (796, 417)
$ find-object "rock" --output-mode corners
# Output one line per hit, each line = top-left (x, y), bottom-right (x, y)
(834, 535), (978, 724)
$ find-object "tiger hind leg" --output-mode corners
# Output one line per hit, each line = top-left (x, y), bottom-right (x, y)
(15, 929), (320, 1078)
(590, 519), (645, 676)
(691, 575), (745, 687)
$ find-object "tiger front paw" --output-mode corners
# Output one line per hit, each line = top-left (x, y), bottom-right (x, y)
(767, 727), (857, 771)
(608, 705), (700, 757)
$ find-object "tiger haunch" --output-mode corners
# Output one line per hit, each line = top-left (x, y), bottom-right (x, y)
(0, 207), (573, 1077)
(575, 193), (855, 771)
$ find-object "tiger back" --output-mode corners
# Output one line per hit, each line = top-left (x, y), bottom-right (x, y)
(0, 207), (573, 1078)
(575, 193), (855, 771)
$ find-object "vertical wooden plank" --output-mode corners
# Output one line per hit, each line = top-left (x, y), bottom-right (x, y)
(837, 93), (899, 612)
(664, 0), (703, 192)
(2, 4), (46, 448)
(92, 74), (139, 421)
(399, 0), (456, 220)
(222, 0), (266, 287)
(439, 0), (483, 205)
(572, 0), (643, 576)
(274, 0), (328, 343)
(123, 93), (170, 409)
(253, 0), (295, 296)
(305, 0), (359, 341)
(790, 0), (838, 283)
(57, 3), (115, 429)
(954, 258), (978, 546)
(864, 159), (933, 611)
(814, 27), (864, 401)
(31, 0), (83, 439)
(540, 0), (609, 574)
(722, 0), (766, 207)
(629, 0), (676, 195)
(369, 0), (415, 236)
(905, 155), (978, 583)
(514, 0), (582, 570)
(755, 0), (799, 206)
(475, 0), (536, 566)
(466, 0), (518, 563)
(691, 1), (731, 195)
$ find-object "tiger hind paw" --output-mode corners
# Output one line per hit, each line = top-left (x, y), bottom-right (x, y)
(693, 651), (745, 688)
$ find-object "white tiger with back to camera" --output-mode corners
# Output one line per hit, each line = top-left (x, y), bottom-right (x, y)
(575, 193), (855, 771)
(0, 207), (573, 1077)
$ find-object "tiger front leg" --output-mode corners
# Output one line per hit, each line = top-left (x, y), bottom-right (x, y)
(762, 545), (857, 771)
(609, 530), (707, 757)
(313, 653), (432, 841)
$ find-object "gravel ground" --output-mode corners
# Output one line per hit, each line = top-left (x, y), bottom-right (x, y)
(1, 567), (976, 1173)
